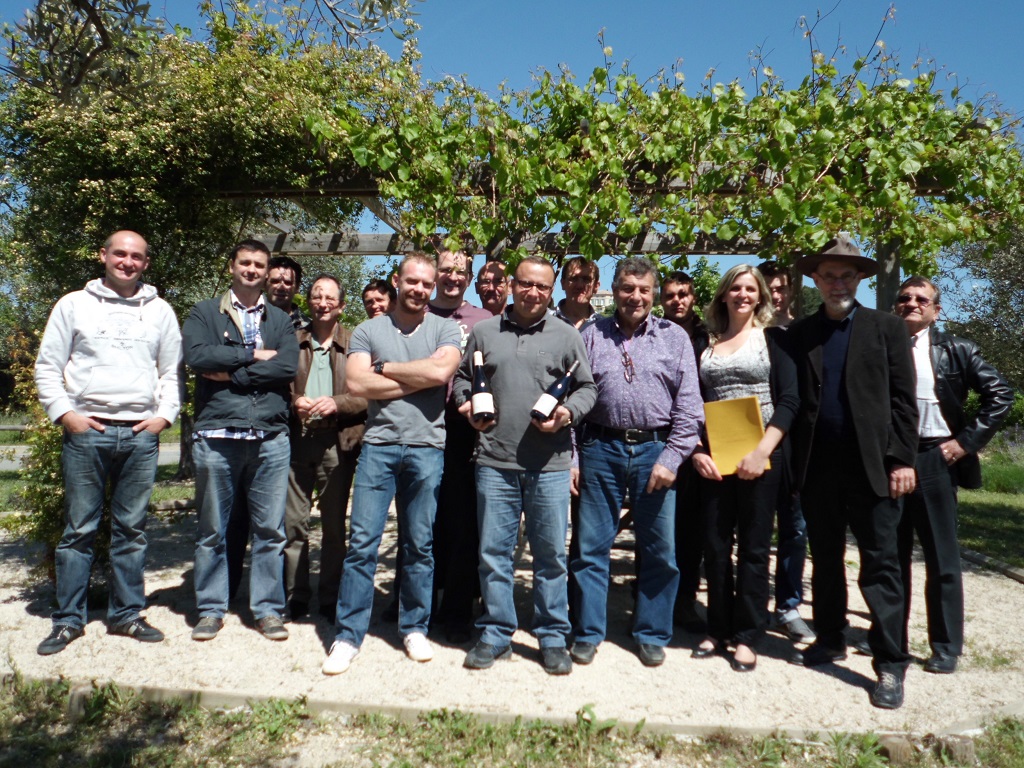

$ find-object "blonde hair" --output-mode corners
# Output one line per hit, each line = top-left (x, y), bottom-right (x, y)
(704, 264), (775, 336)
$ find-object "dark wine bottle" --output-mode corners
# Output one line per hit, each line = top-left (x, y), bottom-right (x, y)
(470, 351), (495, 422)
(530, 360), (580, 421)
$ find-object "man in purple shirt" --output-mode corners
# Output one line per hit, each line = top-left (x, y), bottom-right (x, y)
(570, 258), (703, 667)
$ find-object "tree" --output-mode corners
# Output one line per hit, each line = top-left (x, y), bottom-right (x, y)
(942, 232), (1024, 392)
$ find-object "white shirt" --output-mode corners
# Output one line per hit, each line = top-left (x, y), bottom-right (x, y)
(911, 329), (952, 439)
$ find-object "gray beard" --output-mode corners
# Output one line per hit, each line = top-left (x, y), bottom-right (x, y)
(824, 295), (855, 315)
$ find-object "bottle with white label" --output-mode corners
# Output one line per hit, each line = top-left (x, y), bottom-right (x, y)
(530, 360), (580, 421)
(470, 351), (496, 422)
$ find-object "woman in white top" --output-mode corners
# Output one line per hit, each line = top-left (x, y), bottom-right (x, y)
(691, 265), (799, 672)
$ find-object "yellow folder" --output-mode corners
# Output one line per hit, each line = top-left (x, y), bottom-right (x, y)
(703, 395), (770, 476)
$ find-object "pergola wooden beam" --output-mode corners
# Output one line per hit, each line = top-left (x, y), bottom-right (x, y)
(254, 229), (767, 258)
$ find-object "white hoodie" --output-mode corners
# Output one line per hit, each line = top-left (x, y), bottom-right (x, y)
(35, 278), (183, 424)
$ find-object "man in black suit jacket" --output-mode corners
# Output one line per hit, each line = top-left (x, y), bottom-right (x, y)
(788, 235), (918, 710)
(894, 276), (1013, 675)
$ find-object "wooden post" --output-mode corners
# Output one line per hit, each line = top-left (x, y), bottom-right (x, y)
(874, 238), (903, 312)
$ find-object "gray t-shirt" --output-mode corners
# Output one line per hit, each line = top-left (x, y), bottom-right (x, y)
(349, 313), (462, 449)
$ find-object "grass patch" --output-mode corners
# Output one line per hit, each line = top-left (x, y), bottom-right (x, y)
(2, 676), (1023, 767)
(0, 469), (22, 508)
(0, 673), (317, 767)
(958, 488), (1024, 570)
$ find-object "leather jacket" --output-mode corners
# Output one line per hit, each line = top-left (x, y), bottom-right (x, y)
(928, 326), (1014, 489)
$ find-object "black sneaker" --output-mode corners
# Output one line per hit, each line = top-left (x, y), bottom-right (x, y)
(256, 615), (289, 641)
(37, 625), (84, 656)
(570, 641), (598, 665)
(109, 617), (164, 643)
(191, 616), (224, 641)
(870, 672), (905, 709)
(463, 641), (512, 669)
(541, 646), (573, 675)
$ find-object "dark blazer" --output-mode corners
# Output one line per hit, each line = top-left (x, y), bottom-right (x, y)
(789, 304), (918, 497)
(928, 325), (1014, 489)
(183, 292), (299, 433)
(290, 324), (368, 452)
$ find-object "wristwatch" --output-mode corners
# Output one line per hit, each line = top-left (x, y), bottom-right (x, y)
(373, 360), (386, 376)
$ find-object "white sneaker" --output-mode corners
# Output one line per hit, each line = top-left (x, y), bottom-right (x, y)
(403, 631), (434, 662)
(322, 640), (359, 675)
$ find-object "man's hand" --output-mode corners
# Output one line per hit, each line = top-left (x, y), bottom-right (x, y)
(645, 463), (676, 493)
(939, 439), (967, 466)
(202, 371), (230, 382)
(253, 349), (277, 361)
(692, 451), (722, 482)
(133, 417), (170, 434)
(306, 396), (338, 419)
(889, 465), (917, 498)
(532, 405), (571, 433)
(458, 400), (495, 432)
(59, 411), (104, 433)
(570, 467), (580, 497)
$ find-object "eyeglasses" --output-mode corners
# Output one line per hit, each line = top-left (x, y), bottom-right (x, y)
(513, 279), (553, 293)
(896, 294), (933, 307)
(477, 278), (505, 288)
(621, 349), (635, 383)
(438, 267), (471, 278)
(816, 272), (860, 285)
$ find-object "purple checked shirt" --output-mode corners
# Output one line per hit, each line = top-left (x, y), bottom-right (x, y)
(580, 313), (703, 474)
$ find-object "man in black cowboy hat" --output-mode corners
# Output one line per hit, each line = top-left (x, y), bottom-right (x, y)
(787, 234), (918, 710)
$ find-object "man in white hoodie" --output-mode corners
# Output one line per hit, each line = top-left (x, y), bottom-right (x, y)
(34, 230), (182, 655)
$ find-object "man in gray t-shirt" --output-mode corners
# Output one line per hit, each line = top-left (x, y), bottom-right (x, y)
(322, 253), (462, 676)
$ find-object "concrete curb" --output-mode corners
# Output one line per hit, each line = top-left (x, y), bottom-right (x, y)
(961, 547), (1024, 585)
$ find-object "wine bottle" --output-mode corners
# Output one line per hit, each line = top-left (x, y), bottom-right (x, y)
(470, 351), (495, 422)
(530, 360), (580, 421)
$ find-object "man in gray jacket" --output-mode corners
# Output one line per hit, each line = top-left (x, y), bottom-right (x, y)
(35, 230), (182, 655)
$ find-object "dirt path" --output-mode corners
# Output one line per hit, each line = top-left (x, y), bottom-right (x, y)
(1, 511), (1022, 737)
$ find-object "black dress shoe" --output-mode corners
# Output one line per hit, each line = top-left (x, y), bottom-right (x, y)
(691, 641), (727, 659)
(870, 672), (905, 709)
(288, 600), (309, 621)
(541, 646), (573, 675)
(730, 654), (757, 672)
(317, 604), (336, 624)
(924, 653), (958, 674)
(792, 642), (847, 667)
(637, 643), (666, 667)
(570, 641), (598, 665)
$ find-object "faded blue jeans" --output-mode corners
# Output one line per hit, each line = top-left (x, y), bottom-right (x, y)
(334, 443), (443, 647)
(54, 425), (160, 629)
(193, 433), (289, 620)
(475, 466), (572, 649)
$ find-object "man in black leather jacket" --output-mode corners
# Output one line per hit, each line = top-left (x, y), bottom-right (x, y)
(894, 276), (1014, 674)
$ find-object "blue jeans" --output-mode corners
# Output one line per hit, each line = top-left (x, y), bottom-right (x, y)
(475, 465), (571, 649)
(572, 434), (678, 646)
(54, 425), (160, 629)
(334, 443), (443, 647)
(774, 490), (808, 617)
(193, 433), (289, 620)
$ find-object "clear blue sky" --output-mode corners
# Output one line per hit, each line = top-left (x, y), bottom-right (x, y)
(2, 0), (1020, 305)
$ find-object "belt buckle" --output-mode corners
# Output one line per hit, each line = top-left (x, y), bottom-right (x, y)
(624, 428), (642, 444)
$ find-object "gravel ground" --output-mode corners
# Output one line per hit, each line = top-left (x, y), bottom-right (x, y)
(1, 508), (1022, 740)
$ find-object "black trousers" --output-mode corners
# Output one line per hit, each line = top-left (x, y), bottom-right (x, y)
(674, 458), (705, 607)
(431, 416), (480, 627)
(699, 451), (780, 647)
(897, 444), (963, 657)
(802, 448), (910, 677)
